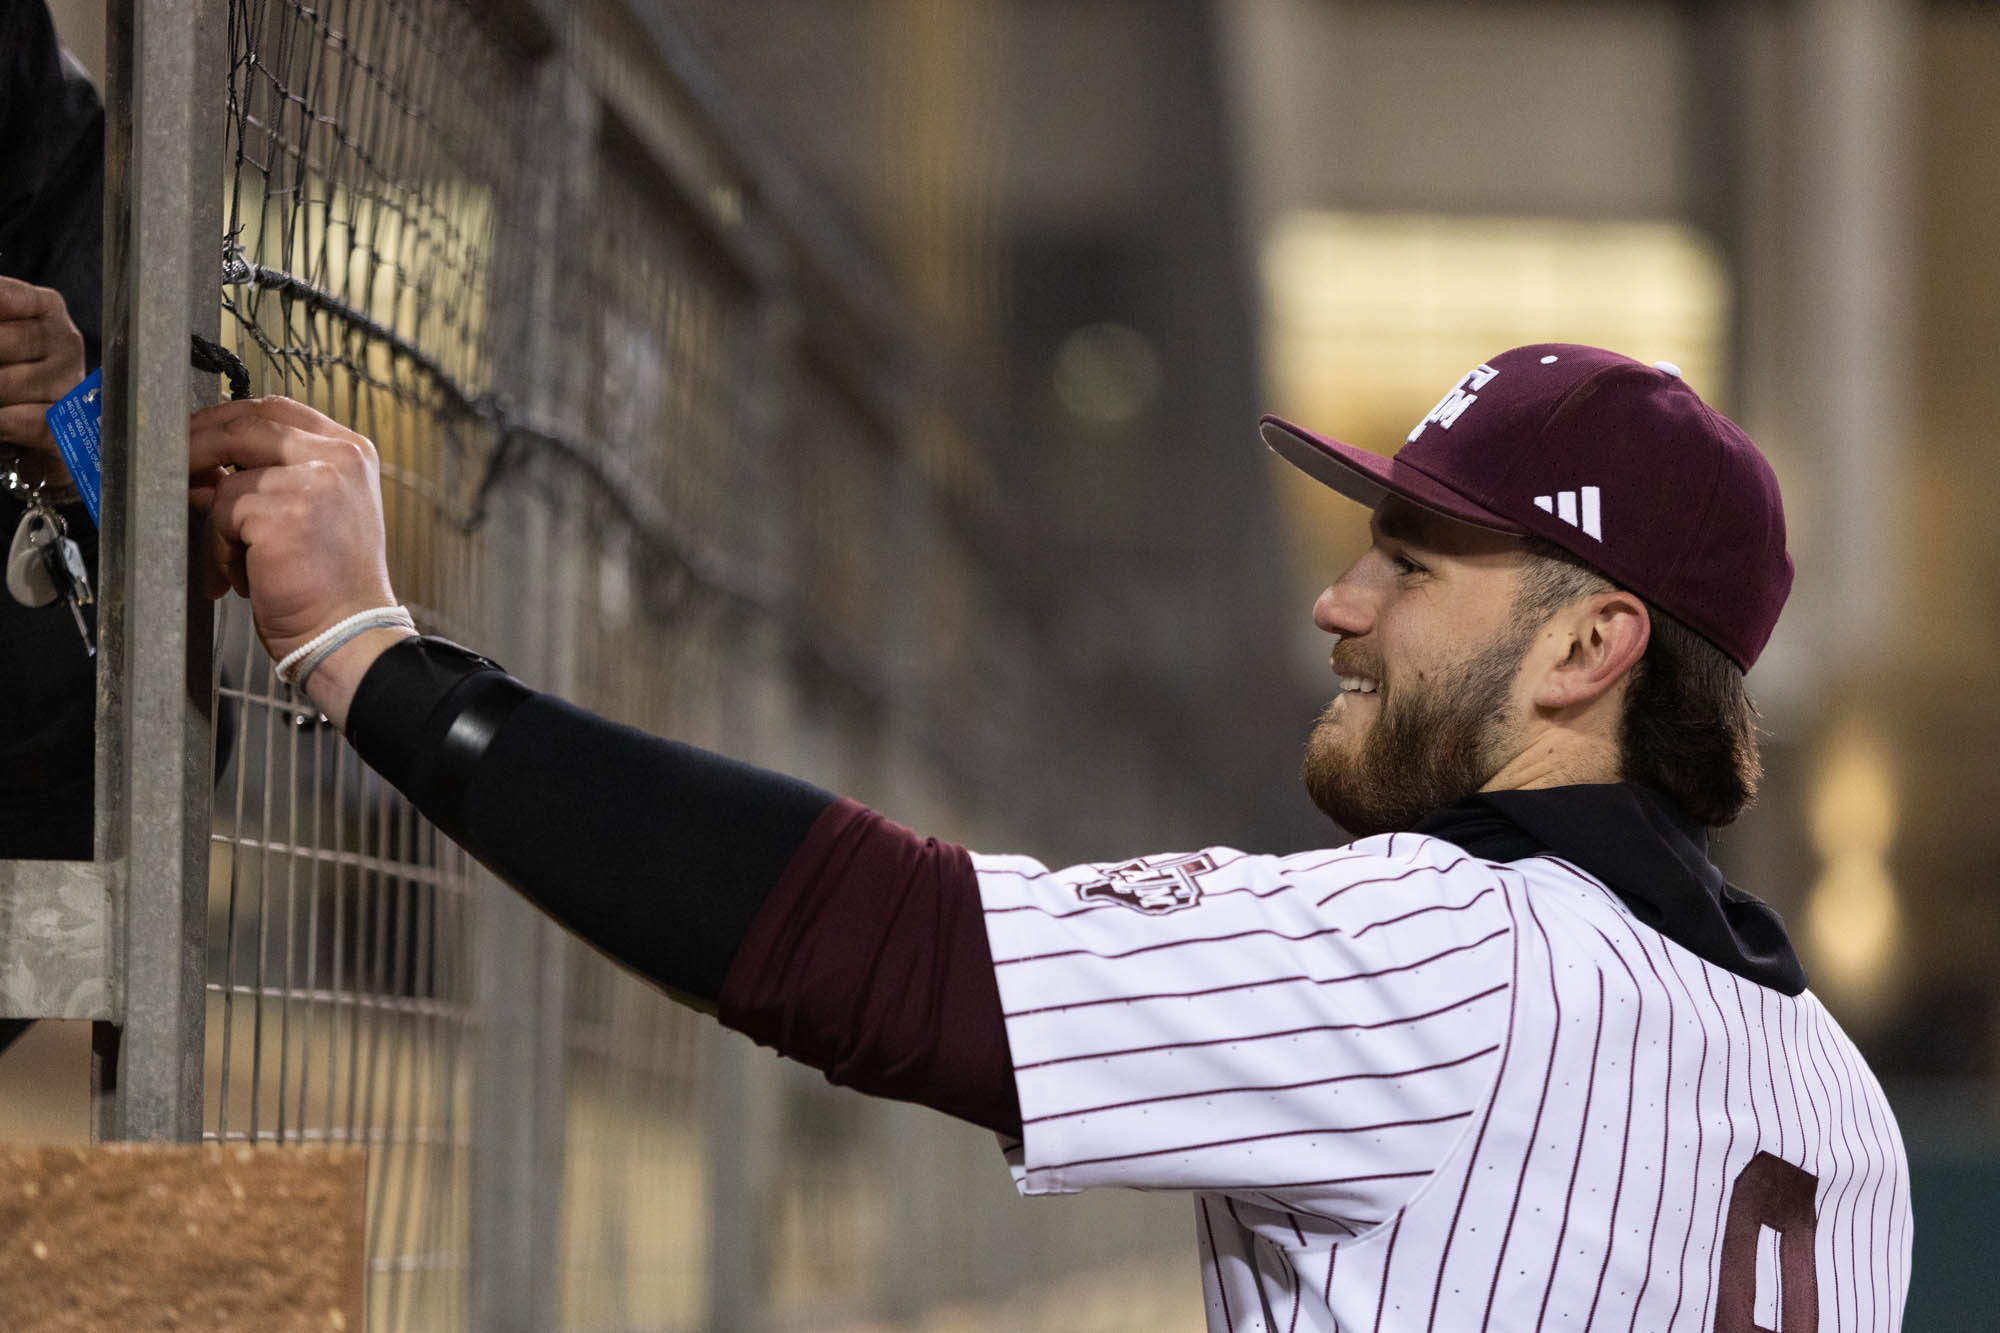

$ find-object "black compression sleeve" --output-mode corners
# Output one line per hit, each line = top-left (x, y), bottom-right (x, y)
(345, 637), (837, 1000)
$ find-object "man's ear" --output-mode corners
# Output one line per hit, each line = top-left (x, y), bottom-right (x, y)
(1532, 591), (1650, 711)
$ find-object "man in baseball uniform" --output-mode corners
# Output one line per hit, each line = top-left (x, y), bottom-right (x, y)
(190, 342), (1911, 1330)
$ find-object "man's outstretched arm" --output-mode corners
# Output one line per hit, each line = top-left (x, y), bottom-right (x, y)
(189, 396), (1022, 1135)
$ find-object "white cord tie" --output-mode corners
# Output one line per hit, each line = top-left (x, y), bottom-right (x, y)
(275, 605), (417, 690)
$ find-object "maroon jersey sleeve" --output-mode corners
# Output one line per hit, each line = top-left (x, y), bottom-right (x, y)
(717, 798), (1023, 1138)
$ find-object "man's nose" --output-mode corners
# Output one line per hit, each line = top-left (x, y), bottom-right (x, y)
(1313, 576), (1372, 638)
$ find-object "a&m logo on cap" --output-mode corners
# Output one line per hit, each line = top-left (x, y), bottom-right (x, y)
(1407, 363), (1498, 443)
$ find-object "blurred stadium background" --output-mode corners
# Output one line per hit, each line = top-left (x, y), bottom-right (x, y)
(1, 0), (1994, 1328)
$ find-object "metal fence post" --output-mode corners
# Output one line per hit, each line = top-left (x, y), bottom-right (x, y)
(468, 48), (595, 1333)
(91, 0), (223, 1144)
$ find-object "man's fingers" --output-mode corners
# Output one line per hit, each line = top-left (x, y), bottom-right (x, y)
(188, 400), (381, 614)
(196, 466), (280, 600)
(188, 404), (331, 475)
(193, 520), (233, 600)
(189, 465), (228, 514)
(0, 359), (68, 404)
(200, 460), (291, 544)
(0, 277), (59, 322)
(0, 319), (50, 364)
(0, 403), (56, 449)
(192, 527), (249, 602)
(193, 503), (235, 600)
(188, 396), (374, 475)
(190, 394), (370, 446)
(185, 405), (399, 663)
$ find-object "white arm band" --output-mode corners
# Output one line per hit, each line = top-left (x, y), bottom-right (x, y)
(274, 605), (418, 690)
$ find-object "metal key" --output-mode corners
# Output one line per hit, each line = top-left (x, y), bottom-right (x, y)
(6, 494), (95, 656)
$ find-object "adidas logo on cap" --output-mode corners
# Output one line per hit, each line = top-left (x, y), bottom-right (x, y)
(1532, 487), (1602, 541)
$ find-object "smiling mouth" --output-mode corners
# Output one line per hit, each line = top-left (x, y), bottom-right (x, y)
(1335, 673), (1380, 696)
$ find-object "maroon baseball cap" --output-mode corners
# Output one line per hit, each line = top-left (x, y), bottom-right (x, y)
(1261, 343), (1793, 670)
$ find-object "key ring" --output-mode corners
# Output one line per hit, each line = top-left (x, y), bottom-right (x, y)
(0, 447), (69, 507)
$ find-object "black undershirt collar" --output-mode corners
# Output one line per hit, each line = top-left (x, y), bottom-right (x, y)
(1410, 782), (1807, 995)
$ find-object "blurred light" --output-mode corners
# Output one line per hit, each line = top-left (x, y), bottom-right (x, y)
(1261, 210), (1730, 448)
(599, 542), (634, 629)
(1052, 322), (1162, 425)
(708, 182), (743, 226)
(1808, 725), (1899, 854)
(1806, 857), (1900, 1000)
(1804, 721), (1901, 1014)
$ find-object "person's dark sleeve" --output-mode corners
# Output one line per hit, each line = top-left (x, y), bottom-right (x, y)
(0, 1), (105, 364)
(0, 5), (107, 873)
(344, 637), (1022, 1135)
(346, 637), (836, 1000)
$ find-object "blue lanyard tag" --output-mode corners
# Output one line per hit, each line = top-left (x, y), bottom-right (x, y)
(44, 367), (102, 526)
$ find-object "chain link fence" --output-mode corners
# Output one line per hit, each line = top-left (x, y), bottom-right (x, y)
(190, 0), (1182, 1327)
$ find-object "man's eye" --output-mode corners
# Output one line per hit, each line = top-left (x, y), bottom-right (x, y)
(1390, 552), (1426, 576)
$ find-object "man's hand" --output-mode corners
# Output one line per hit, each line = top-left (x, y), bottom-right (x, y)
(0, 275), (88, 476)
(189, 397), (412, 722)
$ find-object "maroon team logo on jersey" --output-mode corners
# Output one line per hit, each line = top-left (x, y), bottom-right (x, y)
(1075, 852), (1218, 915)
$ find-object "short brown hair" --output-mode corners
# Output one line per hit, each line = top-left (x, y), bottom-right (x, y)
(1514, 541), (1763, 827)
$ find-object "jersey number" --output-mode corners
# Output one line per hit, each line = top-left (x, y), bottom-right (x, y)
(1714, 1152), (1819, 1332)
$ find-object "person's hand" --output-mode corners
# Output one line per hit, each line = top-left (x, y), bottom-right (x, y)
(0, 275), (88, 478)
(188, 395), (403, 667)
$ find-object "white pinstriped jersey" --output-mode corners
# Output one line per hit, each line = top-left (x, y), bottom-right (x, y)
(975, 833), (1912, 1332)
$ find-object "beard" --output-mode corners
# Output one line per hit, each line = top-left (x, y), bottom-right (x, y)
(1301, 624), (1530, 839)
